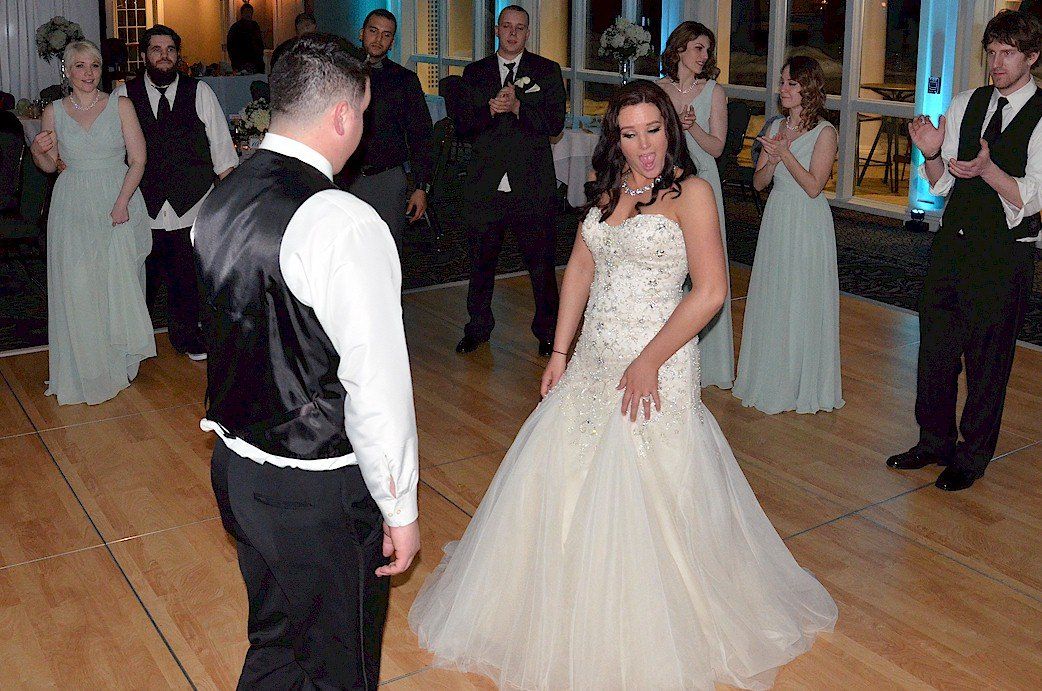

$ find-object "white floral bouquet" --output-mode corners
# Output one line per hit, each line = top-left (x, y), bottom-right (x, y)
(238, 98), (271, 136)
(36, 16), (86, 62)
(598, 17), (652, 63)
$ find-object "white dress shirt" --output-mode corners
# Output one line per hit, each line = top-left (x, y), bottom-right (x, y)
(922, 79), (1042, 241)
(495, 50), (525, 193)
(195, 133), (419, 527)
(114, 74), (239, 231)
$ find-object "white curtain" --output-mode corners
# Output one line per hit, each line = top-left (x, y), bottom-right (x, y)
(1, 0), (101, 101)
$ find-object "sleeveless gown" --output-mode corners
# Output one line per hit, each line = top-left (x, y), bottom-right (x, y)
(733, 120), (844, 414)
(409, 208), (837, 690)
(47, 96), (155, 405)
(684, 79), (735, 390)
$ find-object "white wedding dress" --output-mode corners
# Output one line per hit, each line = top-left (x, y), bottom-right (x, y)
(409, 208), (837, 690)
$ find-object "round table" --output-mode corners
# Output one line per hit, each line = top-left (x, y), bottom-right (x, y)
(552, 128), (599, 207)
(19, 117), (42, 146)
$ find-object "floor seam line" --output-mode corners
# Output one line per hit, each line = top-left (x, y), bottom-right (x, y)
(423, 448), (505, 470)
(105, 516), (221, 547)
(782, 481), (935, 541)
(0, 542), (107, 573)
(419, 478), (476, 519)
(379, 666), (432, 685)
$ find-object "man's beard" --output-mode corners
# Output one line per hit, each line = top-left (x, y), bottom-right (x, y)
(146, 62), (177, 86)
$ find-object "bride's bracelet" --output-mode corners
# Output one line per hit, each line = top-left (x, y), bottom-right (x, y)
(552, 349), (567, 356)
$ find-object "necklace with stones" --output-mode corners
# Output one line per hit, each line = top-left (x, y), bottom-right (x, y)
(785, 116), (801, 132)
(671, 79), (700, 95)
(622, 175), (661, 196)
(70, 91), (100, 111)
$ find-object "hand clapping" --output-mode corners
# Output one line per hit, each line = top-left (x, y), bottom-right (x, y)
(908, 114), (946, 159)
(489, 85), (518, 116)
(679, 105), (697, 131)
(948, 139), (992, 179)
(755, 130), (788, 164)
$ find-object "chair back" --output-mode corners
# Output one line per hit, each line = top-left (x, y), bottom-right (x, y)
(0, 132), (25, 212)
(439, 75), (467, 123)
(718, 100), (751, 173)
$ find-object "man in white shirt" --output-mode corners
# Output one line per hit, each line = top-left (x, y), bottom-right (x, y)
(888, 9), (1042, 491)
(115, 25), (237, 361)
(193, 34), (420, 688)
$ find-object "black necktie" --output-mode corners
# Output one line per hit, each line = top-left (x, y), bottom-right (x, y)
(156, 85), (171, 121)
(503, 62), (516, 87)
(983, 96), (1009, 146)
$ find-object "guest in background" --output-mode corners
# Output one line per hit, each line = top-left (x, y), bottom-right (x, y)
(114, 25), (237, 361)
(659, 21), (734, 390)
(0, 91), (14, 111)
(335, 9), (433, 254)
(454, 4), (567, 356)
(30, 40), (156, 404)
(227, 3), (265, 74)
(270, 12), (318, 71)
(732, 56), (843, 414)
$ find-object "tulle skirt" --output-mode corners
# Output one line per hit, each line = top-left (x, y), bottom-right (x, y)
(409, 367), (837, 690)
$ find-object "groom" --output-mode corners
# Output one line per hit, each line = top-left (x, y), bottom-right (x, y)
(193, 34), (420, 687)
(454, 4), (566, 356)
(888, 9), (1042, 491)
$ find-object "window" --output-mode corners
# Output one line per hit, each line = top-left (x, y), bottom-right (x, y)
(540, 0), (572, 68)
(113, 0), (151, 72)
(585, 0), (623, 71)
(718, 0), (770, 87)
(449, 0), (475, 61)
(788, 0), (845, 95)
(417, 0), (440, 59)
(860, 0), (921, 102)
(635, 0), (662, 76)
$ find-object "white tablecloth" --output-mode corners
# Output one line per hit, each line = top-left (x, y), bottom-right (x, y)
(552, 128), (599, 207)
(201, 75), (267, 117)
(19, 117), (42, 146)
(426, 94), (447, 123)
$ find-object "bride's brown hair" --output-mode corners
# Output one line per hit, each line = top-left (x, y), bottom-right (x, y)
(584, 80), (697, 220)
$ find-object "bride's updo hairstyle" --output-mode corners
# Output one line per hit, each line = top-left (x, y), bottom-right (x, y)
(584, 80), (697, 220)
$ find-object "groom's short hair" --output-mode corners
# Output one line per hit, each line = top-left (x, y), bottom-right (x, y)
(498, 4), (530, 24)
(269, 33), (369, 124)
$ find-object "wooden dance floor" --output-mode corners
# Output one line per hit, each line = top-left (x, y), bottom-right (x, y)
(1, 265), (1041, 688)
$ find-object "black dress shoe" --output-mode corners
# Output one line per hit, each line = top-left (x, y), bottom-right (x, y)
(886, 446), (951, 470)
(455, 335), (488, 354)
(935, 466), (983, 492)
(538, 341), (553, 357)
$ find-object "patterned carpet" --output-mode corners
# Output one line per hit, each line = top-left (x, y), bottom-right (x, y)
(2, 196), (1042, 353)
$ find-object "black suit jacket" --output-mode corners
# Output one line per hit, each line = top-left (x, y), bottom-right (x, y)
(457, 51), (566, 216)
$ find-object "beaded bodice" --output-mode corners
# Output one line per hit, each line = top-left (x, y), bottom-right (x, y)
(550, 208), (701, 428)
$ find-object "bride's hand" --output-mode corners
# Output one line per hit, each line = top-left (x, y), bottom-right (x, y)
(540, 352), (566, 398)
(617, 355), (661, 421)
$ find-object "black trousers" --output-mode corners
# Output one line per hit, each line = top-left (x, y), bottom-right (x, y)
(915, 236), (1036, 474)
(345, 167), (410, 255)
(464, 193), (559, 342)
(211, 439), (390, 690)
(145, 226), (203, 353)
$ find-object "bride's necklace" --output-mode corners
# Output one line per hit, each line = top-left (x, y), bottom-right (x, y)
(622, 175), (661, 196)
(70, 91), (100, 111)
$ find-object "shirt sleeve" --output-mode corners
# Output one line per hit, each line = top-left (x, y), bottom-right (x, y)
(195, 81), (239, 175)
(916, 92), (966, 198)
(999, 118), (1042, 227)
(280, 191), (419, 526)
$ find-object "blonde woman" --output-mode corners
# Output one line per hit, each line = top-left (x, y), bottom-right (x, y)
(30, 40), (155, 405)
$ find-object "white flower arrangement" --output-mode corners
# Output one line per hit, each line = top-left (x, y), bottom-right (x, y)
(238, 97), (271, 136)
(598, 17), (652, 63)
(35, 16), (85, 63)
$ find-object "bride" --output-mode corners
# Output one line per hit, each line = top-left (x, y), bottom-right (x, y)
(409, 80), (837, 690)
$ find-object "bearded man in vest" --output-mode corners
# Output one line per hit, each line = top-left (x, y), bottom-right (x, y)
(193, 34), (420, 688)
(888, 9), (1042, 491)
(115, 25), (237, 361)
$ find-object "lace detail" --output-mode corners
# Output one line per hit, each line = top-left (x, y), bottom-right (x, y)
(546, 208), (704, 457)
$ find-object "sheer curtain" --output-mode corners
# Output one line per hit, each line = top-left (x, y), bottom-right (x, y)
(0, 0), (101, 101)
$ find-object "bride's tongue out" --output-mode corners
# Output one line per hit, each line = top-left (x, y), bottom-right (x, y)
(638, 153), (659, 175)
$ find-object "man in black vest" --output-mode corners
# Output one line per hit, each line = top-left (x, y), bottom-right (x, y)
(194, 34), (420, 688)
(888, 10), (1042, 491)
(116, 25), (237, 360)
(336, 9), (433, 255)
(454, 4), (566, 356)
(227, 3), (266, 74)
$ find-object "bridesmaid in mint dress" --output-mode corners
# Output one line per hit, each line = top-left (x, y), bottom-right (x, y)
(29, 41), (155, 405)
(658, 22), (734, 389)
(733, 56), (843, 414)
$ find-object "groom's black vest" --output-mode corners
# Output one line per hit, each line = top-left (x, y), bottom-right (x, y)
(941, 86), (1042, 251)
(126, 75), (214, 218)
(194, 149), (353, 460)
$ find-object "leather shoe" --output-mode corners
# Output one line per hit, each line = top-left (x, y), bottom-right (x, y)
(886, 446), (951, 470)
(538, 340), (553, 357)
(934, 466), (983, 492)
(455, 335), (488, 354)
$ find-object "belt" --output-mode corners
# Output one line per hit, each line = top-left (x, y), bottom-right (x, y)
(359, 163), (402, 177)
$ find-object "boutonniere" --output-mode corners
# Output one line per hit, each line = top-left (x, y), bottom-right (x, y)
(514, 76), (540, 93)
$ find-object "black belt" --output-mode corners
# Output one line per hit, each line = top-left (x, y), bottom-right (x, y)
(359, 163), (402, 177)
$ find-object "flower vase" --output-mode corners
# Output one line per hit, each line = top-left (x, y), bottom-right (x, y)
(619, 59), (633, 85)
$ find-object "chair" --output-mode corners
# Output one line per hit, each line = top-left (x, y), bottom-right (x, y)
(718, 101), (761, 214)
(0, 134), (49, 257)
(39, 84), (64, 104)
(0, 129), (23, 212)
